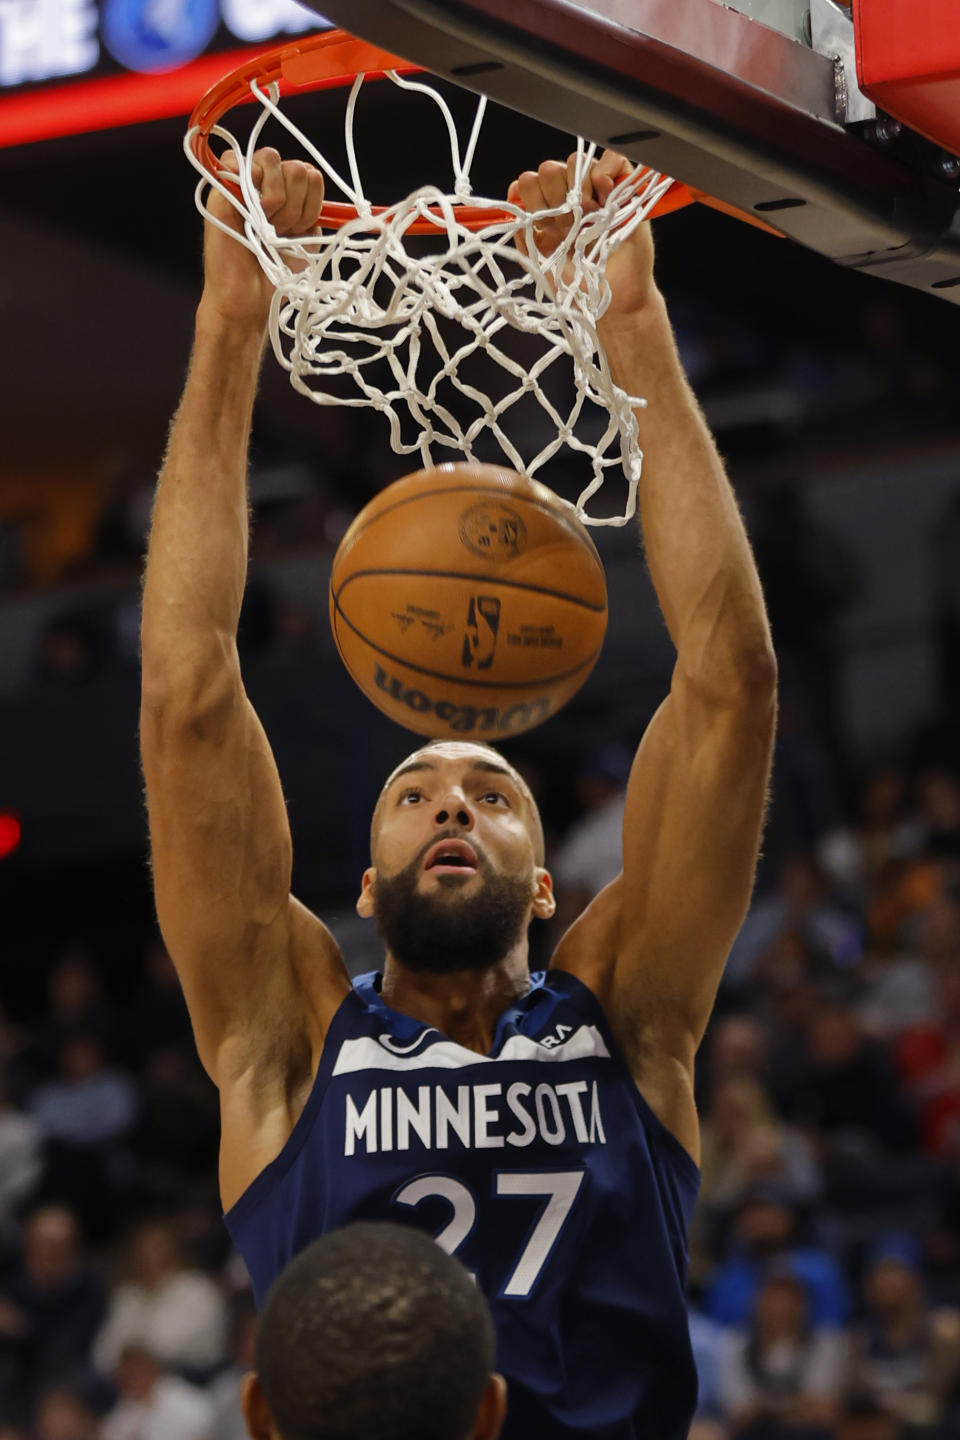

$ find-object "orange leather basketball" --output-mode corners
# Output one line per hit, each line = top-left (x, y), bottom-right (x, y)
(329, 463), (608, 739)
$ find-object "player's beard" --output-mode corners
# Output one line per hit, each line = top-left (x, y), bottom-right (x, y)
(373, 844), (533, 974)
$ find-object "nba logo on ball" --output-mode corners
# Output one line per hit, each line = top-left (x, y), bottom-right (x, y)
(462, 596), (501, 671)
(102, 0), (219, 71)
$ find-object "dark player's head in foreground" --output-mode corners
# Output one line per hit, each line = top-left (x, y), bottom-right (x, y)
(243, 1222), (506, 1440)
(358, 740), (554, 974)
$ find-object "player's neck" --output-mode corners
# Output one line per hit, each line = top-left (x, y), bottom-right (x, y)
(380, 950), (530, 1054)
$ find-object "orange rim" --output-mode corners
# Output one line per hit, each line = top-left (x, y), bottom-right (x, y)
(187, 28), (699, 234)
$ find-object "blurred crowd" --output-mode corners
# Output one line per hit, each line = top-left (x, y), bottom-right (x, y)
(1, 748), (960, 1440)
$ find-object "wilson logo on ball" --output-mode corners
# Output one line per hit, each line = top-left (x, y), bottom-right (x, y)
(373, 665), (552, 734)
(458, 502), (527, 561)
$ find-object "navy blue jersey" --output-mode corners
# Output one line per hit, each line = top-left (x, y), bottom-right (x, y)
(225, 968), (699, 1439)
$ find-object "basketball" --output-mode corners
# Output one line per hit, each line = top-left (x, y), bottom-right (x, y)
(329, 463), (608, 739)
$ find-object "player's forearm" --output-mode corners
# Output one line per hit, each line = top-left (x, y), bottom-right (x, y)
(599, 292), (774, 697)
(141, 307), (265, 700)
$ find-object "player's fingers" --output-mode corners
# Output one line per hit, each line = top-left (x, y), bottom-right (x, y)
(514, 171), (546, 215)
(296, 163), (326, 232)
(254, 147), (285, 219)
(507, 181), (530, 256)
(565, 151), (604, 215)
(598, 148), (631, 180)
(537, 159), (568, 211)
(216, 149), (241, 179)
(270, 159), (311, 234)
(205, 150), (247, 228)
(593, 148), (632, 203)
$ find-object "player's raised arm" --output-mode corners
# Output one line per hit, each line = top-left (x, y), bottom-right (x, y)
(522, 154), (777, 1156)
(140, 150), (348, 1096)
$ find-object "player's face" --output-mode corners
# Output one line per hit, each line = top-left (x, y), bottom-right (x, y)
(358, 744), (553, 973)
(374, 744), (538, 890)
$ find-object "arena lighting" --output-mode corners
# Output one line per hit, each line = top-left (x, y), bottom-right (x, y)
(0, 43), (290, 147)
(0, 1), (331, 148)
(0, 812), (22, 861)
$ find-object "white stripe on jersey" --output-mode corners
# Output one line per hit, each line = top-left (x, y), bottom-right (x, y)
(331, 1024), (610, 1077)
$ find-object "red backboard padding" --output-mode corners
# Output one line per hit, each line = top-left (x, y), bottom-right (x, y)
(853, 0), (960, 156)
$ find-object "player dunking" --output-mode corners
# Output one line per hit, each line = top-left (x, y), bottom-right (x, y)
(140, 147), (777, 1438)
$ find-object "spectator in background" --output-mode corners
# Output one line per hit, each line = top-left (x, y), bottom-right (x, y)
(818, 765), (922, 908)
(29, 1034), (136, 1151)
(705, 1015), (771, 1090)
(549, 742), (631, 934)
(21, 947), (121, 1089)
(93, 1219), (227, 1380)
(123, 943), (194, 1070)
(699, 1078), (822, 1220)
(724, 855), (861, 988)
(134, 1053), (220, 1204)
(705, 1185), (849, 1331)
(33, 1387), (102, 1440)
(781, 1000), (916, 1158)
(29, 1034), (139, 1240)
(851, 1235), (960, 1429)
(716, 1269), (847, 1435)
(834, 1395), (901, 1440)
(859, 896), (959, 1044)
(0, 1207), (105, 1419)
(102, 1346), (211, 1440)
(687, 1306), (727, 1440)
(861, 770), (960, 953)
(0, 1067), (42, 1255)
(866, 851), (945, 956)
(207, 1299), (257, 1440)
(917, 767), (960, 863)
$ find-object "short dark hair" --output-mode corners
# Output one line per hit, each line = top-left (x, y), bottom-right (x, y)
(256, 1223), (496, 1440)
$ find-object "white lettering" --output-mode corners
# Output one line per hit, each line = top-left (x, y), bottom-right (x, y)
(0, 0), (99, 88)
(221, 0), (315, 42)
(396, 1086), (432, 1151)
(379, 1088), (393, 1151)
(474, 1083), (504, 1149)
(556, 1080), (590, 1143)
(535, 1083), (565, 1145)
(505, 1082), (537, 1147)
(435, 1085), (471, 1149)
(344, 1091), (377, 1156)
(589, 1080), (606, 1143)
(542, 1023), (574, 1049)
(344, 1079), (606, 1155)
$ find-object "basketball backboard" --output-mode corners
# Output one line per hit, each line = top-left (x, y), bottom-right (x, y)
(298, 0), (960, 303)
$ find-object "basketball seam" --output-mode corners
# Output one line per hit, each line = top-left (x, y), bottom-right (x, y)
(329, 589), (603, 691)
(335, 483), (603, 567)
(331, 568), (607, 614)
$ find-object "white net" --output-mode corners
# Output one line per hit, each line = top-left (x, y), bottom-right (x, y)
(186, 69), (676, 526)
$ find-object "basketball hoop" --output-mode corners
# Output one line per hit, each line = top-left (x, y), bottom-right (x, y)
(185, 29), (695, 526)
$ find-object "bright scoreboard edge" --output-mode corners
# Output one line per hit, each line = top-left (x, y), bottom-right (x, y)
(0, 0), (332, 147)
